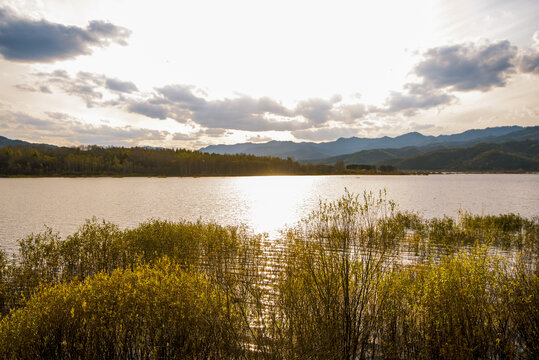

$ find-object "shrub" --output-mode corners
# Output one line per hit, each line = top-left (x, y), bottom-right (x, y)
(0, 258), (247, 359)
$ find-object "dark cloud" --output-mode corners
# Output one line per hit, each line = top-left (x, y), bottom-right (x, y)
(414, 41), (518, 92)
(105, 78), (138, 93)
(0, 8), (131, 62)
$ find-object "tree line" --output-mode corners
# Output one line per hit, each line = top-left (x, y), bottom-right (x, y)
(0, 145), (356, 176)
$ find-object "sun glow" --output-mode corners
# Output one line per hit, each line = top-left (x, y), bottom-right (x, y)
(229, 176), (320, 236)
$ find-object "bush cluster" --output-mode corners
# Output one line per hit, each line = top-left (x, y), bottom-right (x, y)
(0, 192), (537, 359)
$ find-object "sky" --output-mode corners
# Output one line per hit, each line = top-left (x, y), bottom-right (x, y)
(0, 0), (538, 149)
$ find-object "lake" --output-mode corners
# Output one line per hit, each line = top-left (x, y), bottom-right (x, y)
(1, 174), (537, 253)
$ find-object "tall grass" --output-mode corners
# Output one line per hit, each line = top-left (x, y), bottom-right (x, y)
(0, 192), (537, 359)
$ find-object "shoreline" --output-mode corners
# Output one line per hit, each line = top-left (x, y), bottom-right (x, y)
(1, 171), (537, 178)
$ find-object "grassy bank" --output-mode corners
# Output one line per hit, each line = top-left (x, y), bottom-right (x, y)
(0, 193), (537, 359)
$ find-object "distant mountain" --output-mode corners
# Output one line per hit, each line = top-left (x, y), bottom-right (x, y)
(0, 136), (56, 148)
(200, 126), (526, 161)
(382, 140), (539, 171)
(312, 126), (539, 166)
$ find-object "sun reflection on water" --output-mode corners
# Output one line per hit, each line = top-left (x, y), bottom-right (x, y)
(229, 176), (320, 237)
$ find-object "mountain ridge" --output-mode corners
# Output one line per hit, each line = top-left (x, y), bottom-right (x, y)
(200, 126), (527, 160)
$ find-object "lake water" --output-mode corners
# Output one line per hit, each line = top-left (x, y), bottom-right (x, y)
(1, 174), (537, 253)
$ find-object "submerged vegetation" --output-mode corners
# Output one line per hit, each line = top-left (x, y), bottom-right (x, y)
(0, 193), (537, 359)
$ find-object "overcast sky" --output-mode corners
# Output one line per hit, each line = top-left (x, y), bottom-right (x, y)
(0, 0), (538, 148)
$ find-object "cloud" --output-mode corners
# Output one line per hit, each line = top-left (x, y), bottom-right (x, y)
(0, 8), (130, 62)
(291, 127), (360, 141)
(414, 40), (518, 92)
(294, 96), (341, 124)
(158, 85), (206, 107)
(517, 32), (539, 74)
(1, 111), (59, 129)
(14, 83), (52, 93)
(105, 78), (138, 93)
(171, 128), (230, 142)
(247, 134), (274, 143)
(331, 103), (368, 123)
(201, 128), (230, 137)
(21, 71), (140, 107)
(0, 110), (168, 146)
(172, 132), (196, 141)
(50, 72), (105, 106)
(128, 101), (168, 120)
(128, 87), (309, 131)
(518, 52), (539, 74)
(188, 96), (299, 131)
(384, 83), (456, 114)
(378, 39), (538, 115)
(18, 71), (370, 132)
(25, 71), (370, 131)
(129, 86), (370, 132)
(408, 122), (436, 131)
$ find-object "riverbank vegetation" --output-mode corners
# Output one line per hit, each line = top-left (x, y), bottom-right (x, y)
(0, 193), (537, 359)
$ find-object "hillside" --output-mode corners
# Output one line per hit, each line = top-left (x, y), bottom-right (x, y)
(0, 136), (56, 149)
(385, 140), (539, 171)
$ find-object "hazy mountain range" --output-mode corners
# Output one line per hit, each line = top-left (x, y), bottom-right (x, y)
(201, 126), (537, 162)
